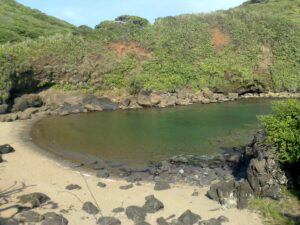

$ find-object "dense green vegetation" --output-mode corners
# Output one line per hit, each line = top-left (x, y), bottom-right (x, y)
(0, 0), (299, 104)
(250, 188), (300, 225)
(0, 0), (75, 43)
(259, 99), (300, 163)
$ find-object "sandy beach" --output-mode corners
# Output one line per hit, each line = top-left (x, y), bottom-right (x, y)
(0, 120), (263, 225)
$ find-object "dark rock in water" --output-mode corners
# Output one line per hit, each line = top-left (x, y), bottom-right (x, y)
(42, 212), (68, 225)
(157, 217), (169, 225)
(17, 211), (44, 223)
(97, 217), (121, 225)
(206, 180), (236, 207)
(97, 182), (107, 188)
(0, 154), (3, 163)
(217, 216), (229, 223)
(178, 210), (201, 225)
(97, 170), (110, 178)
(65, 184), (81, 190)
(0, 218), (19, 225)
(17, 192), (50, 208)
(82, 202), (100, 215)
(120, 183), (134, 190)
(0, 144), (14, 154)
(143, 195), (164, 213)
(199, 218), (221, 225)
(112, 207), (124, 213)
(125, 206), (147, 223)
(0, 104), (8, 114)
(154, 181), (171, 191)
(12, 94), (43, 112)
(170, 219), (183, 225)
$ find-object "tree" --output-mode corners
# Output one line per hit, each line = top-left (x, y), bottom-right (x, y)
(259, 99), (300, 163)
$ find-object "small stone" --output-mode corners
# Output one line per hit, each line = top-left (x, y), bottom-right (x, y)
(65, 184), (81, 190)
(97, 217), (121, 225)
(178, 210), (201, 225)
(199, 218), (221, 225)
(112, 207), (124, 213)
(157, 217), (169, 225)
(192, 191), (199, 197)
(217, 216), (229, 223)
(97, 182), (107, 188)
(135, 222), (151, 225)
(17, 211), (44, 223)
(0, 144), (14, 154)
(179, 169), (184, 174)
(120, 183), (134, 190)
(96, 170), (110, 178)
(125, 206), (147, 223)
(143, 195), (164, 213)
(154, 181), (171, 191)
(82, 202), (100, 215)
(42, 212), (68, 225)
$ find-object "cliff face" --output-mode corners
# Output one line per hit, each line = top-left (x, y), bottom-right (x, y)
(0, 0), (299, 106)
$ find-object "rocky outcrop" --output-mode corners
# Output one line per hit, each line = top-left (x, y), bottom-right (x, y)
(12, 94), (43, 112)
(206, 130), (288, 209)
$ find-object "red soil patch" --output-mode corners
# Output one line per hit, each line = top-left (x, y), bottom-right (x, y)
(107, 41), (150, 57)
(212, 27), (230, 49)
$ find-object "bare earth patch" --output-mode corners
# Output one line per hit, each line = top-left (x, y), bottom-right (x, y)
(212, 27), (231, 49)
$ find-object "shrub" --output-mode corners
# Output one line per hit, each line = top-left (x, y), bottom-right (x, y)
(259, 100), (300, 163)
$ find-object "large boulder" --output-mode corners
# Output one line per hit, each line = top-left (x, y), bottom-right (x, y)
(206, 180), (237, 208)
(201, 88), (214, 99)
(83, 95), (119, 110)
(143, 195), (164, 213)
(42, 212), (68, 225)
(125, 206), (147, 223)
(178, 210), (201, 225)
(16, 211), (44, 223)
(97, 217), (121, 225)
(137, 91), (152, 107)
(82, 201), (100, 215)
(17, 192), (51, 208)
(12, 94), (43, 112)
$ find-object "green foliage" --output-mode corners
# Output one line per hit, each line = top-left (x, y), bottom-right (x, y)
(259, 100), (300, 163)
(115, 15), (149, 26)
(0, 0), (299, 102)
(0, 0), (75, 44)
(249, 188), (300, 225)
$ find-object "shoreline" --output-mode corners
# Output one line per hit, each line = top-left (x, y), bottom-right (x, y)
(0, 119), (263, 224)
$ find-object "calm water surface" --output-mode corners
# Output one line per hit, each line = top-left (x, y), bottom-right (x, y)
(31, 99), (273, 166)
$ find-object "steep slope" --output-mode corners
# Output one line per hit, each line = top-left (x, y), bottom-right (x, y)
(0, 0), (75, 43)
(0, 0), (299, 105)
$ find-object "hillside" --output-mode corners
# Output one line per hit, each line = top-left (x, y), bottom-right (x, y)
(0, 0), (299, 105)
(0, 0), (75, 43)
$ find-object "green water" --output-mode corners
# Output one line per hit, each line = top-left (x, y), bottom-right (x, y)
(31, 99), (273, 166)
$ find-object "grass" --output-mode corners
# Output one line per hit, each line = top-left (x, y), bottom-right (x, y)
(250, 188), (300, 225)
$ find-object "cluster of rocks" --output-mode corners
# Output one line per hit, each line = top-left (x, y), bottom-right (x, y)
(1, 88), (299, 122)
(206, 130), (288, 209)
(0, 192), (68, 225)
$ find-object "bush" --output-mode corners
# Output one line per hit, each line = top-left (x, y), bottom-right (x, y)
(259, 100), (300, 163)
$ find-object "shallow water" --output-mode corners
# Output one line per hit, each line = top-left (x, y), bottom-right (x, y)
(31, 99), (273, 166)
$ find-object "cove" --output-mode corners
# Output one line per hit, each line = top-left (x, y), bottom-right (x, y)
(31, 99), (273, 167)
